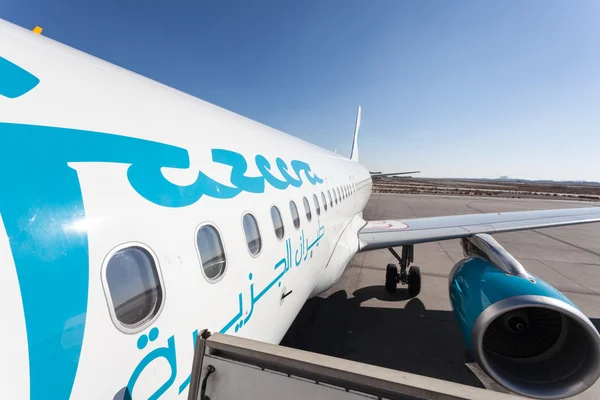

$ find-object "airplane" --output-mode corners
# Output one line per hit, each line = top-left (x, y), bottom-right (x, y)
(1, 17), (600, 400)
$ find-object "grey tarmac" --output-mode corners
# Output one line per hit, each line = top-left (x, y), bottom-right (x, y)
(283, 193), (600, 400)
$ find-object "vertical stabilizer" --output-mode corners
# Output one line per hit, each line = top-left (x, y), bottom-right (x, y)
(350, 106), (361, 161)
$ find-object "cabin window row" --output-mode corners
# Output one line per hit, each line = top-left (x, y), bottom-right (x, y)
(102, 175), (365, 332)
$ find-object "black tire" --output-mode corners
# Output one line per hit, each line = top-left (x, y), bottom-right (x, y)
(408, 265), (421, 298)
(385, 263), (398, 293)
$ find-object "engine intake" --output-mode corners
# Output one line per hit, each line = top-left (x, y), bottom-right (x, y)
(450, 235), (600, 399)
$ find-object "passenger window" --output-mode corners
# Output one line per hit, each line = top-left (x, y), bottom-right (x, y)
(338, 187), (342, 201)
(303, 197), (312, 221)
(271, 206), (285, 240)
(333, 189), (338, 204)
(243, 213), (262, 255)
(290, 201), (300, 229)
(196, 224), (227, 281)
(328, 190), (333, 207)
(321, 192), (327, 211)
(106, 245), (163, 328)
(313, 194), (321, 216)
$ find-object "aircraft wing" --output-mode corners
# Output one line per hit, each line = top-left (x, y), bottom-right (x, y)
(358, 207), (600, 251)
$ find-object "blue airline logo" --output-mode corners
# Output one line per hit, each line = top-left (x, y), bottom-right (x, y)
(0, 57), (323, 400)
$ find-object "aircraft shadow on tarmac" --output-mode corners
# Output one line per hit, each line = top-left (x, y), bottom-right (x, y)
(281, 285), (483, 388)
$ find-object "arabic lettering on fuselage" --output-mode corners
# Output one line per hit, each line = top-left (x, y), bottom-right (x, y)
(220, 218), (325, 336)
(0, 122), (323, 400)
(128, 220), (326, 398)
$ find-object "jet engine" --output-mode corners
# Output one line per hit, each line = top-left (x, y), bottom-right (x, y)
(449, 234), (600, 399)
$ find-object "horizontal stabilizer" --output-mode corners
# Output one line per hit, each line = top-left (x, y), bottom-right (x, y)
(358, 207), (600, 251)
(370, 171), (420, 177)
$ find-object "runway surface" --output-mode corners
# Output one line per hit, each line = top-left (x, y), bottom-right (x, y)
(282, 193), (600, 399)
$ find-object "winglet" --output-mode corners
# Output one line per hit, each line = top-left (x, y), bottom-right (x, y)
(350, 106), (361, 161)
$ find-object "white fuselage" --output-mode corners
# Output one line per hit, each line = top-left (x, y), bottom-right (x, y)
(0, 19), (372, 399)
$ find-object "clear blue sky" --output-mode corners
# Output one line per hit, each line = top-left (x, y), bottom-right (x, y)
(3, 1), (600, 181)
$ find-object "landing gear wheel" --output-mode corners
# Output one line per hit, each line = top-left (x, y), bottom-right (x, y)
(385, 263), (398, 293)
(407, 265), (421, 298)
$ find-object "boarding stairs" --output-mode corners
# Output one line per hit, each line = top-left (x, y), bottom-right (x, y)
(186, 330), (517, 400)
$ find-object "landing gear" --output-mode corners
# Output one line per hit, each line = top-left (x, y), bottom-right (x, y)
(385, 264), (398, 293)
(384, 245), (422, 297)
(407, 265), (421, 298)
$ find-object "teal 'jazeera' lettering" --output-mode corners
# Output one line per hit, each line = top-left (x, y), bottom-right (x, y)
(1, 57), (326, 400)
(0, 122), (322, 400)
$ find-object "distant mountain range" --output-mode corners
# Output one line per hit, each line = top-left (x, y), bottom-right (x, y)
(383, 175), (600, 185)
(475, 177), (600, 185)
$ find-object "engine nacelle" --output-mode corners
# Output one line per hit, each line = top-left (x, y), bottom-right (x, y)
(449, 235), (600, 399)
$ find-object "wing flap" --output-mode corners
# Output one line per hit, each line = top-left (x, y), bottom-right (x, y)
(358, 207), (600, 251)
